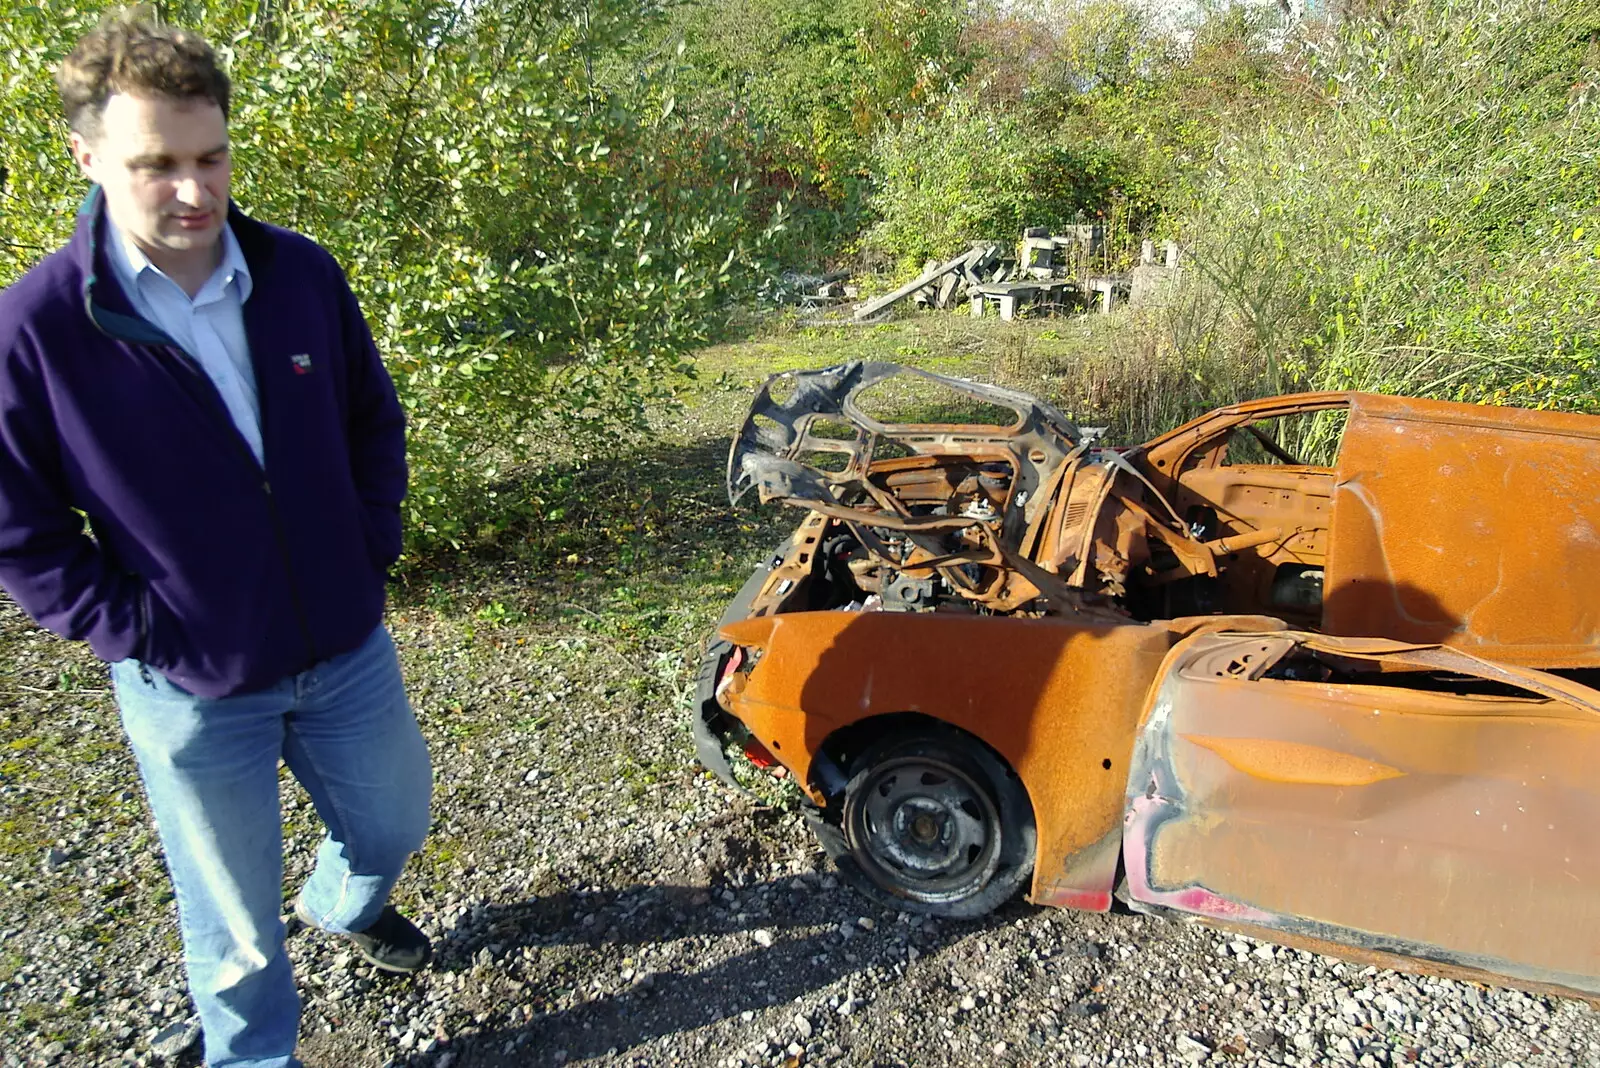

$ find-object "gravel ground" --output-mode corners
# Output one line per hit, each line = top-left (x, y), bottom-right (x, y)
(2, 358), (1599, 1068)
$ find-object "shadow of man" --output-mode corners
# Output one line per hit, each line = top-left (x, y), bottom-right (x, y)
(392, 876), (1021, 1067)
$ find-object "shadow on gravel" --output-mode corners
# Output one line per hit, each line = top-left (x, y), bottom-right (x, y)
(397, 880), (1004, 1067)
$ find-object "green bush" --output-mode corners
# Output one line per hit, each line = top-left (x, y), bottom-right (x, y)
(861, 2), (1295, 271)
(1, 0), (777, 553)
(864, 94), (1131, 268)
(1179, 0), (1600, 409)
(657, 0), (970, 209)
(955, 2), (1294, 258)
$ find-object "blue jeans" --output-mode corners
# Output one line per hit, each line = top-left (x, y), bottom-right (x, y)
(112, 624), (432, 1068)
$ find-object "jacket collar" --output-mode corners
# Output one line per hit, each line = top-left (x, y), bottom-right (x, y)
(73, 186), (276, 344)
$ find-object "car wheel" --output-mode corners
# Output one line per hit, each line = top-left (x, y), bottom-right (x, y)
(812, 726), (1036, 919)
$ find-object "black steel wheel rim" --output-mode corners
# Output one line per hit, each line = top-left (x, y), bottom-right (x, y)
(843, 754), (1003, 903)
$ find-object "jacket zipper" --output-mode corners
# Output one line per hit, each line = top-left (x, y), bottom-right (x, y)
(161, 343), (320, 666)
(81, 220), (321, 670)
(261, 480), (318, 664)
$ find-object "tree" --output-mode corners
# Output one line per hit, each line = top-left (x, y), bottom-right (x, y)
(659, 0), (971, 205)
(1, 0), (777, 551)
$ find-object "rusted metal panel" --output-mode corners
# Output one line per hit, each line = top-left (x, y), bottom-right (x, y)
(1164, 463), (1336, 623)
(1324, 393), (1600, 667)
(718, 610), (1173, 909)
(1124, 631), (1600, 998)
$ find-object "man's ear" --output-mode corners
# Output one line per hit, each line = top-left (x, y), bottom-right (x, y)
(68, 131), (96, 181)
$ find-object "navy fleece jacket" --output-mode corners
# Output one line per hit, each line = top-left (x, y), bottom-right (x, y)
(0, 191), (407, 697)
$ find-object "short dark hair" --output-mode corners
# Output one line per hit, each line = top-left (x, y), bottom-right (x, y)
(56, 8), (231, 140)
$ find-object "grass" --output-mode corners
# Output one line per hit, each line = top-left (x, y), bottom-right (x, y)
(700, 311), (1058, 386)
(700, 306), (1214, 435)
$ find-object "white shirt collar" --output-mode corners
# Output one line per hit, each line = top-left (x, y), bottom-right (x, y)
(105, 213), (253, 306)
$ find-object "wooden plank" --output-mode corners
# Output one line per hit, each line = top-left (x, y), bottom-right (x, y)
(854, 249), (976, 320)
(963, 244), (1000, 289)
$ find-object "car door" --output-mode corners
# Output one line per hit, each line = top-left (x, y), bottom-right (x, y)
(1122, 631), (1600, 998)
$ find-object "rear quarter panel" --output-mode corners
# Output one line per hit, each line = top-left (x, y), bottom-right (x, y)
(719, 610), (1173, 909)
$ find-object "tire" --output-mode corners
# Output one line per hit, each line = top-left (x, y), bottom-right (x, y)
(810, 725), (1036, 919)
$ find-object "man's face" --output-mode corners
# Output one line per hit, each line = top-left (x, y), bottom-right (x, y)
(70, 92), (230, 275)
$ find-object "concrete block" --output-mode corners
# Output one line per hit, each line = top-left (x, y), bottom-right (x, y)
(1130, 264), (1183, 308)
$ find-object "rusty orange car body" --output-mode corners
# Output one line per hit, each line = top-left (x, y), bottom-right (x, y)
(694, 363), (1600, 1000)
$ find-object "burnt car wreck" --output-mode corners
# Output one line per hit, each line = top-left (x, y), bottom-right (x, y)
(695, 361), (1600, 1000)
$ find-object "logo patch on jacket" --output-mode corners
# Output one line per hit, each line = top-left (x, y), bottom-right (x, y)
(290, 353), (313, 375)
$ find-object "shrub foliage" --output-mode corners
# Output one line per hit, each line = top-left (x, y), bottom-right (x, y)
(1182, 0), (1600, 408)
(1, 0), (777, 551)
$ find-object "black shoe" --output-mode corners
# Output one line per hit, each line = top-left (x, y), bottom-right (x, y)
(294, 897), (432, 974)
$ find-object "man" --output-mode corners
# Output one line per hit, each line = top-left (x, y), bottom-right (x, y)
(0, 12), (432, 1067)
